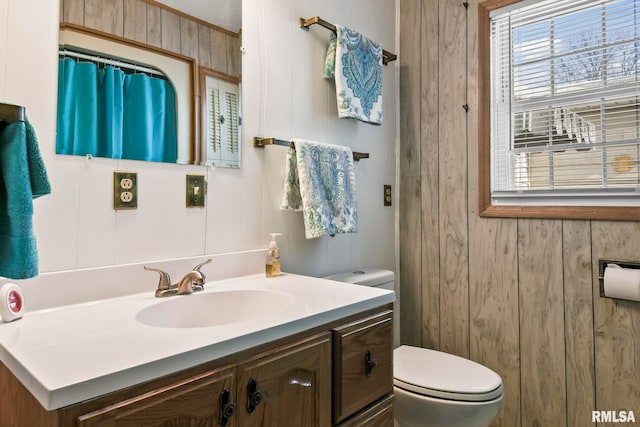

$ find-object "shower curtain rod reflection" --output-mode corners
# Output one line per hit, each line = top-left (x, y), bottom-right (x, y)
(58, 48), (164, 77)
(299, 16), (397, 65)
(253, 137), (370, 161)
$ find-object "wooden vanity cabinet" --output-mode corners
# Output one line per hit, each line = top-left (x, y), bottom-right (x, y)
(1, 304), (393, 427)
(61, 334), (332, 427)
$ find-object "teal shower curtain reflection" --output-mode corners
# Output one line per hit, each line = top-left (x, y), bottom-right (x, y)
(56, 58), (177, 163)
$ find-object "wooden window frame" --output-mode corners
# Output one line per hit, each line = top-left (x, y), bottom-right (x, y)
(478, 0), (640, 220)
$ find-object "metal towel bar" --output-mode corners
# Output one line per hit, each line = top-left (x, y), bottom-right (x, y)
(0, 103), (25, 123)
(253, 137), (370, 161)
(299, 16), (397, 65)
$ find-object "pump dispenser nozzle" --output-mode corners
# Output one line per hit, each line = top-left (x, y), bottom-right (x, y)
(266, 233), (282, 278)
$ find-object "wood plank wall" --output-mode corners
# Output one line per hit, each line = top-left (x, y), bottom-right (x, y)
(399, 0), (640, 426)
(59, 0), (240, 79)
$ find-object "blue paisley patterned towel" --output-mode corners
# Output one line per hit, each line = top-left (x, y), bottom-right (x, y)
(280, 140), (358, 239)
(324, 25), (383, 125)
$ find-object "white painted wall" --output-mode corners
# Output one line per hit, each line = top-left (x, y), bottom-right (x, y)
(0, 0), (396, 284)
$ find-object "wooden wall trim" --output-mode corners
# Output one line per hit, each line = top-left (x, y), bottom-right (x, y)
(518, 219), (567, 426)
(562, 220), (596, 427)
(420, 0), (441, 351)
(477, 1), (492, 218)
(438, 0), (469, 359)
(399, 0), (424, 347)
(468, 1), (521, 424)
(480, 0), (521, 11)
(198, 67), (240, 86)
(481, 205), (640, 221)
(60, 22), (194, 61)
(141, 0), (240, 38)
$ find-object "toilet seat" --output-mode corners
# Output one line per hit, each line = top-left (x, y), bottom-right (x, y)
(394, 346), (504, 403)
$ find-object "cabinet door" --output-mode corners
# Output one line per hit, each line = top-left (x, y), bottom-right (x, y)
(237, 333), (332, 427)
(336, 395), (394, 427)
(76, 365), (237, 427)
(332, 310), (393, 423)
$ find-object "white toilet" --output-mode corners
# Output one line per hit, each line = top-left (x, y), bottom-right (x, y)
(325, 269), (503, 427)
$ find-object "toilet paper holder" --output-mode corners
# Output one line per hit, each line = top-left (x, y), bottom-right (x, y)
(598, 259), (640, 299)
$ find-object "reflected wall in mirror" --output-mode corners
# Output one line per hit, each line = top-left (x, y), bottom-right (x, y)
(58, 0), (241, 166)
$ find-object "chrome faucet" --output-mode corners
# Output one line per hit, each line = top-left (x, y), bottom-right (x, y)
(144, 259), (212, 297)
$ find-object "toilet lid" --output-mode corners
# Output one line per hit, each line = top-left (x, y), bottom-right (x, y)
(394, 346), (503, 402)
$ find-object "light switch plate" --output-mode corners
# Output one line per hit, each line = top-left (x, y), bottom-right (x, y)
(114, 171), (137, 210)
(186, 174), (206, 208)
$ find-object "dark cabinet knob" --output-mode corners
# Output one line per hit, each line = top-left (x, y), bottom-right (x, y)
(247, 378), (263, 413)
(222, 402), (236, 418)
(365, 350), (378, 377)
(218, 388), (236, 426)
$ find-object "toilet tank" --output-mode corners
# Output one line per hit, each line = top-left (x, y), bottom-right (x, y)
(324, 269), (395, 291)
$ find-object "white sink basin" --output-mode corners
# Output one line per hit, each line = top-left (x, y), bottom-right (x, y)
(136, 289), (295, 328)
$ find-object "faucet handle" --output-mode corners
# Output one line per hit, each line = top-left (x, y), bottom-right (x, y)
(192, 258), (212, 280)
(192, 258), (212, 273)
(144, 266), (172, 292)
(189, 259), (212, 292)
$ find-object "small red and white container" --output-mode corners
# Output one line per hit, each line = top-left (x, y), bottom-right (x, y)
(0, 283), (25, 323)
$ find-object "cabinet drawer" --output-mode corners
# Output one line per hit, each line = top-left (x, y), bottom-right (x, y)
(336, 395), (394, 427)
(332, 310), (393, 423)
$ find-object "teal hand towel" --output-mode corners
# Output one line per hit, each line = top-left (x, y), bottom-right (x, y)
(280, 139), (358, 239)
(0, 118), (51, 279)
(323, 25), (384, 125)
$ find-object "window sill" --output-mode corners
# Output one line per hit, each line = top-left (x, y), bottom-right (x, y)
(479, 203), (640, 220)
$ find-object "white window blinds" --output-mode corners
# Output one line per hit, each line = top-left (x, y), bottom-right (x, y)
(490, 0), (640, 206)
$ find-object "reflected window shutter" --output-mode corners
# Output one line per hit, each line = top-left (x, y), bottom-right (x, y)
(225, 92), (239, 154)
(203, 73), (241, 168)
(209, 88), (222, 153)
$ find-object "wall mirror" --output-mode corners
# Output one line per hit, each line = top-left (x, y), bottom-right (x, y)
(57, 0), (242, 167)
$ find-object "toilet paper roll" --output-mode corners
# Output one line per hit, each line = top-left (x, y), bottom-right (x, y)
(603, 265), (640, 302)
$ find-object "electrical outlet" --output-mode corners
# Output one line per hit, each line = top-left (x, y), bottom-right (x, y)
(384, 185), (392, 206)
(186, 174), (206, 208)
(114, 171), (137, 210)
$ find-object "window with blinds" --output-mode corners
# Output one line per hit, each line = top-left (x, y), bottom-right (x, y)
(490, 0), (640, 206)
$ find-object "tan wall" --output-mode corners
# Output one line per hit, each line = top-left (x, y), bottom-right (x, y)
(59, 0), (240, 78)
(399, 0), (640, 426)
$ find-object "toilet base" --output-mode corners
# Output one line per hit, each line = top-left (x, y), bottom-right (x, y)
(393, 385), (502, 427)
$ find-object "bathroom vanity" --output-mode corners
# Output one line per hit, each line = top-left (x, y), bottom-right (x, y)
(0, 273), (394, 426)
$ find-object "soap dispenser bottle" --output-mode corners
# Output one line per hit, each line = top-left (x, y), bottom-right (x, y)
(266, 233), (282, 278)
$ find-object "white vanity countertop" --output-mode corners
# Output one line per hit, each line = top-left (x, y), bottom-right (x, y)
(0, 273), (394, 410)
